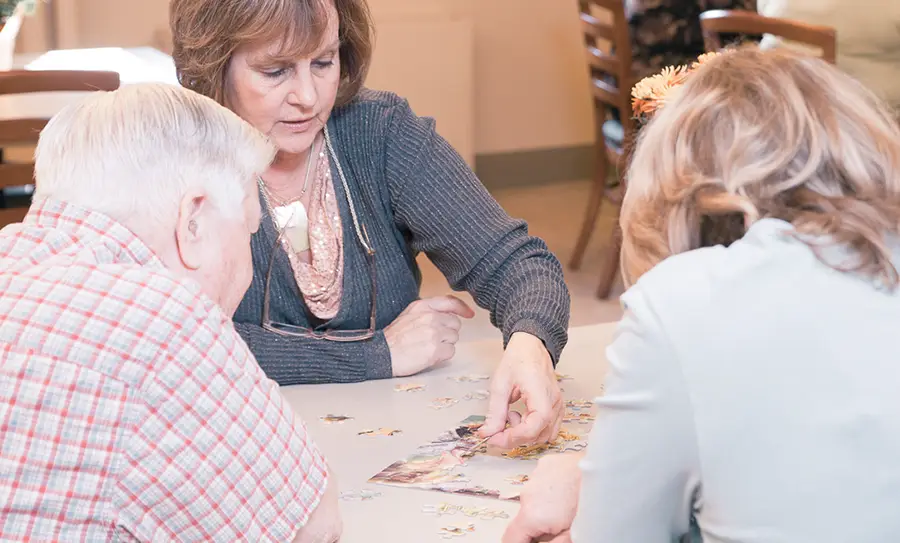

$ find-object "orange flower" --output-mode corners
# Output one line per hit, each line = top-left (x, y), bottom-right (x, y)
(691, 51), (722, 69)
(631, 49), (734, 121)
(631, 65), (689, 118)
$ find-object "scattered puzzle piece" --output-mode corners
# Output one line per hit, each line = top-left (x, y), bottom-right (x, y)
(565, 399), (594, 410)
(439, 523), (476, 539)
(423, 503), (455, 517)
(477, 508), (510, 520)
(320, 414), (354, 424)
(503, 429), (583, 459)
(562, 441), (588, 452)
(555, 372), (573, 382)
(562, 411), (596, 424)
(450, 374), (491, 383)
(463, 390), (489, 401)
(394, 383), (425, 392)
(505, 474), (529, 485)
(339, 489), (382, 501)
(358, 428), (402, 437)
(430, 397), (460, 410)
(425, 503), (511, 520)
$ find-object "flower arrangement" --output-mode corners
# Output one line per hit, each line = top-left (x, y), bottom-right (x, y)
(1, 0), (38, 24)
(631, 51), (724, 124)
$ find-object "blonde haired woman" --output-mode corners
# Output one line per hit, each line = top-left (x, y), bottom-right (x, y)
(503, 48), (900, 543)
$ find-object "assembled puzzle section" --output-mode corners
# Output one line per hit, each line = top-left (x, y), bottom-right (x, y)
(368, 407), (595, 501)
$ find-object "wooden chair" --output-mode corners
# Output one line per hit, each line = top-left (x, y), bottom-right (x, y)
(700, 10), (837, 63)
(0, 70), (119, 227)
(570, 0), (636, 299)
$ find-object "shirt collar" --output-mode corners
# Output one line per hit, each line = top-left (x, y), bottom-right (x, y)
(24, 197), (163, 268)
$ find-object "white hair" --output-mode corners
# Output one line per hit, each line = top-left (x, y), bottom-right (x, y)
(34, 83), (275, 225)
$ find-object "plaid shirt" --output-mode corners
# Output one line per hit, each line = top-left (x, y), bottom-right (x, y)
(0, 198), (328, 542)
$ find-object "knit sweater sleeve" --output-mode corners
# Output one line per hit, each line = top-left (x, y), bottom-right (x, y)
(382, 99), (571, 362)
(233, 322), (393, 385)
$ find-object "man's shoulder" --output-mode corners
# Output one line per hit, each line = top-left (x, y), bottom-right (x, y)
(72, 263), (222, 330)
(108, 266), (246, 361)
(1, 260), (242, 380)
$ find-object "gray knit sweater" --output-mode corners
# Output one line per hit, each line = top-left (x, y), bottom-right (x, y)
(233, 89), (571, 385)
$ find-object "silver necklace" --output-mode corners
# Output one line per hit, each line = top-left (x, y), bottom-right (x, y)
(259, 136), (317, 208)
(257, 125), (373, 255)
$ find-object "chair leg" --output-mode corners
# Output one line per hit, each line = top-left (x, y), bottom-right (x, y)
(596, 216), (622, 299)
(570, 145), (610, 270)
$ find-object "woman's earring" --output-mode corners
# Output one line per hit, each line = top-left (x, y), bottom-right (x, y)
(189, 220), (198, 235)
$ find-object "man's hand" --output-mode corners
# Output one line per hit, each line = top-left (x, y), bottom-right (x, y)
(293, 466), (342, 543)
(479, 332), (563, 448)
(502, 453), (584, 543)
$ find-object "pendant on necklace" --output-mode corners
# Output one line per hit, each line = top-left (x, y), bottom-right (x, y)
(272, 201), (310, 252)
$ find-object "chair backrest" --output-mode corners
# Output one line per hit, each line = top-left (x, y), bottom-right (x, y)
(578, 0), (636, 140)
(0, 70), (119, 199)
(700, 9), (837, 63)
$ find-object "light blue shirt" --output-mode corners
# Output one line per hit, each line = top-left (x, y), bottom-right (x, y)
(574, 218), (900, 542)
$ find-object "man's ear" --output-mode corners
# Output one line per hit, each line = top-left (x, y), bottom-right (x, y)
(175, 192), (208, 270)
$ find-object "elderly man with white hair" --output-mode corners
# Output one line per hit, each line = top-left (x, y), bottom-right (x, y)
(0, 83), (340, 542)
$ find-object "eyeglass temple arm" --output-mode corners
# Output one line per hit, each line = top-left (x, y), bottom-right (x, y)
(261, 225), (288, 326)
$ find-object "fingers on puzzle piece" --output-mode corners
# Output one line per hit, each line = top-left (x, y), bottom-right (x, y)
(358, 428), (402, 436)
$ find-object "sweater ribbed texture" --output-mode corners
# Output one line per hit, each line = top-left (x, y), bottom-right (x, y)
(234, 89), (571, 385)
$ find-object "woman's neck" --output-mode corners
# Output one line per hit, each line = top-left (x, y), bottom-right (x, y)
(263, 139), (320, 199)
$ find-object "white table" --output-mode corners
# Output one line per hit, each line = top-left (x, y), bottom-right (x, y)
(1, 47), (178, 121)
(280, 322), (616, 542)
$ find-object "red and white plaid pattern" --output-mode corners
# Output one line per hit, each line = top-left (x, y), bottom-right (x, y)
(0, 198), (328, 542)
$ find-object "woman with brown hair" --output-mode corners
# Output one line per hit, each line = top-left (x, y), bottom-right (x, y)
(503, 47), (900, 542)
(168, 0), (570, 448)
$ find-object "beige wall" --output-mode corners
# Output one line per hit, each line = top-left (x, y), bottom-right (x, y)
(365, 17), (475, 165)
(369, 0), (595, 154)
(465, 0), (595, 154)
(18, 0), (595, 155)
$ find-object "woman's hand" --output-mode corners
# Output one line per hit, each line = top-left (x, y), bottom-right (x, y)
(385, 295), (475, 377)
(479, 332), (564, 448)
(502, 452), (584, 543)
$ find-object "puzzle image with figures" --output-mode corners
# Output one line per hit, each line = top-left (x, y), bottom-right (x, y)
(368, 415), (591, 501)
